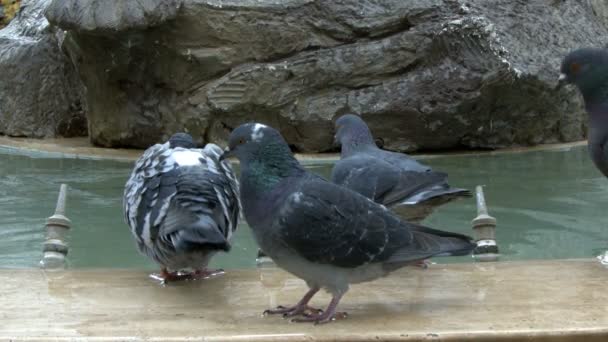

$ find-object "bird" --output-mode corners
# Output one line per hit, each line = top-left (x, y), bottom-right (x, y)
(221, 122), (475, 324)
(559, 47), (608, 265)
(123, 132), (241, 283)
(331, 114), (471, 223)
(559, 48), (608, 178)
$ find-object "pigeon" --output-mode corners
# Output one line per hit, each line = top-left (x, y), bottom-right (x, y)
(559, 48), (608, 178)
(332, 114), (471, 222)
(123, 133), (241, 283)
(221, 123), (475, 324)
(559, 48), (608, 265)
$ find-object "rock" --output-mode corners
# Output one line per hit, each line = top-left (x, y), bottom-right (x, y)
(45, 0), (608, 152)
(0, 0), (20, 29)
(44, 0), (181, 33)
(0, 0), (87, 138)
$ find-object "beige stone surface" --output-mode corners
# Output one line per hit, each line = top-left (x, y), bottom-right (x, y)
(1, 259), (607, 341)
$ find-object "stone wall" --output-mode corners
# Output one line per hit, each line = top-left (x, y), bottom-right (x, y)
(27, 0), (608, 151)
(0, 0), (87, 138)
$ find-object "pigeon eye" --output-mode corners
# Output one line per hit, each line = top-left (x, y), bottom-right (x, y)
(238, 138), (245, 145)
(570, 62), (581, 74)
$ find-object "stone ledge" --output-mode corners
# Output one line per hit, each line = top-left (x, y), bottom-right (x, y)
(1, 259), (607, 341)
(0, 135), (589, 163)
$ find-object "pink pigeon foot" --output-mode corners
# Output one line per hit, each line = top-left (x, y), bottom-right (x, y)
(290, 294), (347, 325)
(263, 287), (321, 318)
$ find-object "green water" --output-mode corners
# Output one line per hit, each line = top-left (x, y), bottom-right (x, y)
(0, 145), (606, 269)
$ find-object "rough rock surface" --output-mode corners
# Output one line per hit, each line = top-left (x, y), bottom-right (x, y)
(0, 0), (87, 138)
(45, 0), (608, 152)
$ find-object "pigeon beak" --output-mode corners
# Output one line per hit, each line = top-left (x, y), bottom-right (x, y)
(556, 73), (568, 89)
(220, 147), (234, 161)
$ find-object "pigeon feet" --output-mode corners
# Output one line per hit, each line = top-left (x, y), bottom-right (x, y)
(149, 268), (225, 284)
(290, 293), (346, 324)
(263, 304), (323, 318)
(149, 269), (195, 284)
(263, 287), (322, 319)
(194, 268), (225, 279)
(290, 310), (348, 325)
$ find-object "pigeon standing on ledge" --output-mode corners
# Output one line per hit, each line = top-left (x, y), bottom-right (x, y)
(222, 123), (475, 324)
(124, 133), (241, 283)
(332, 114), (471, 222)
(559, 48), (608, 265)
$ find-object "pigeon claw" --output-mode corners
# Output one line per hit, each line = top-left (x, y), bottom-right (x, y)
(149, 270), (195, 284)
(194, 268), (225, 279)
(301, 307), (324, 317)
(149, 267), (225, 285)
(263, 304), (323, 318)
(290, 311), (348, 325)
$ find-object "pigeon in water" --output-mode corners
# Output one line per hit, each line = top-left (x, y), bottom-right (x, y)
(559, 47), (608, 265)
(124, 133), (241, 283)
(221, 123), (475, 324)
(332, 114), (471, 222)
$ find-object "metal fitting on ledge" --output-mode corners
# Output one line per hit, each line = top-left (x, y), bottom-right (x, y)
(472, 185), (499, 262)
(256, 249), (275, 268)
(40, 184), (70, 269)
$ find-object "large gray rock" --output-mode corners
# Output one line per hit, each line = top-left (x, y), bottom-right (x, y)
(0, 0), (87, 138)
(45, 0), (608, 151)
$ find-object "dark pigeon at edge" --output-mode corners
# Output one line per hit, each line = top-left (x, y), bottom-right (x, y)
(559, 47), (608, 178)
(221, 122), (475, 324)
(331, 114), (471, 222)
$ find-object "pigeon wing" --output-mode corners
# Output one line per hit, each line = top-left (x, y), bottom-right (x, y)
(275, 177), (414, 268)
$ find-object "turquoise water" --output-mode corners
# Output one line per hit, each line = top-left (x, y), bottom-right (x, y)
(0, 145), (606, 269)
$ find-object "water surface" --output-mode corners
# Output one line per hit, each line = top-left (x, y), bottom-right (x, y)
(0, 145), (606, 269)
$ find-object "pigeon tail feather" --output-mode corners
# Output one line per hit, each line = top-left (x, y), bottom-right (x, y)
(397, 187), (472, 206)
(171, 217), (231, 253)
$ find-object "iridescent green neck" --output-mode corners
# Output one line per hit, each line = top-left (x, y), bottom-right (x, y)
(242, 142), (303, 191)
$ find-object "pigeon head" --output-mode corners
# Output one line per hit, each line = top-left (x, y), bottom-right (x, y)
(169, 133), (195, 149)
(334, 114), (375, 155)
(560, 48), (608, 105)
(221, 123), (296, 166)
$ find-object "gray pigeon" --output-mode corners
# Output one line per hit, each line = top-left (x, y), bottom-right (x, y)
(559, 48), (608, 178)
(332, 114), (471, 222)
(559, 47), (608, 265)
(124, 133), (240, 283)
(221, 123), (475, 324)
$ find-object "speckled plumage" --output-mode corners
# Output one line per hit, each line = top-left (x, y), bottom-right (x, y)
(123, 133), (240, 279)
(332, 114), (471, 222)
(222, 123), (474, 324)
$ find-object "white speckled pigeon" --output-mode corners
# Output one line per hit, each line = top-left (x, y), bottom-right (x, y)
(221, 123), (475, 324)
(123, 133), (241, 283)
(332, 114), (471, 222)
